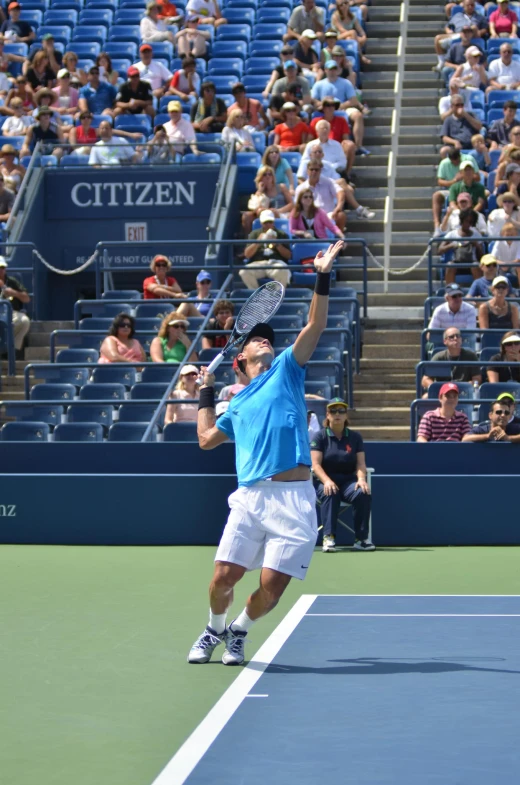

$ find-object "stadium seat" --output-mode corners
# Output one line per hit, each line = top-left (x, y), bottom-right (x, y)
(37, 25), (72, 45)
(108, 422), (158, 441)
(114, 9), (142, 23)
(79, 317), (112, 331)
(118, 403), (163, 425)
(30, 383), (76, 401)
(249, 40), (283, 57)
(134, 302), (174, 318)
(44, 9), (77, 25)
(77, 302), (133, 321)
(33, 366), (90, 389)
(56, 348), (100, 363)
(211, 40), (248, 59)
(216, 24), (251, 42)
(269, 314), (304, 330)
(90, 366), (137, 387)
(4, 404), (64, 428)
(67, 403), (114, 431)
(101, 289), (141, 300)
(253, 22), (286, 39)
(1, 422), (50, 441)
(134, 317), (161, 332)
(487, 89), (519, 108)
(224, 7), (255, 24)
(140, 365), (177, 383)
(21, 9), (43, 25)
(61, 155), (90, 167)
(256, 7), (290, 23)
(114, 115), (152, 131)
(183, 152), (221, 164)
(87, 0), (117, 9)
(130, 382), (169, 399)
(79, 382), (126, 400)
(243, 74), (270, 91)
(198, 348), (224, 362)
(53, 422), (104, 441)
(245, 56), (280, 74)
(79, 7), (114, 25)
(108, 25), (141, 45)
(103, 42), (138, 59)
(163, 421), (198, 441)
(208, 58), (244, 77)
(304, 380), (332, 399)
(72, 25), (107, 45)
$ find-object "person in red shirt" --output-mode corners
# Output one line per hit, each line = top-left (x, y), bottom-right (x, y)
(156, 0), (182, 23)
(489, 0), (518, 38)
(143, 254), (186, 300)
(227, 82), (268, 131)
(273, 102), (310, 152)
(308, 97), (355, 175)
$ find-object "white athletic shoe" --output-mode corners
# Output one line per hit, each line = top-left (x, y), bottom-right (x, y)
(187, 626), (225, 663)
(353, 539), (376, 551)
(222, 625), (247, 665)
(357, 206), (376, 220)
(322, 535), (336, 552)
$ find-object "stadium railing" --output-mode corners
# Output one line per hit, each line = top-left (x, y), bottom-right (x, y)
(420, 328), (515, 360)
(427, 238), (520, 297)
(415, 360), (520, 399)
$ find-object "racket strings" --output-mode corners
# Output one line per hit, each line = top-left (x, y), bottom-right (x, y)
(236, 282), (285, 334)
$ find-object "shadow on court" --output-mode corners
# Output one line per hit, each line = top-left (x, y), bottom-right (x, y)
(249, 658), (520, 676)
(327, 547), (435, 553)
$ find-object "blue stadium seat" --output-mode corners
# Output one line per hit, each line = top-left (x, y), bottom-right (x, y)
(224, 0), (257, 7)
(243, 74), (270, 91)
(90, 366), (137, 387)
(57, 348), (100, 363)
(140, 365), (177, 383)
(216, 24), (251, 42)
(108, 422), (158, 440)
(76, 58), (96, 72)
(487, 38), (519, 54)
(249, 40), (283, 56)
(33, 366), (90, 388)
(73, 25), (107, 45)
(291, 242), (330, 265)
(104, 41), (138, 59)
(18, 1), (46, 12)
(304, 380), (332, 398)
(134, 302), (174, 318)
(211, 40), (248, 59)
(134, 317), (161, 332)
(110, 58), (132, 74)
(79, 8), (114, 26)
(305, 362), (338, 390)
(183, 153), (221, 163)
(79, 382), (126, 400)
(118, 403), (163, 425)
(4, 404), (63, 428)
(51, 0), (81, 9)
(326, 314), (350, 331)
(3, 43), (29, 59)
(130, 382), (169, 399)
(86, 0), (117, 9)
(224, 7), (255, 25)
(487, 89), (519, 108)
(479, 381), (520, 400)
(67, 403), (114, 431)
(109, 25), (141, 45)
(311, 346), (342, 363)
(114, 9), (143, 23)
(37, 25), (72, 45)
(43, 10), (77, 26)
(61, 155), (90, 167)
(101, 289), (142, 300)
(278, 301), (309, 319)
(245, 55), (280, 74)
(251, 130), (266, 153)
(79, 317), (112, 331)
(53, 422), (104, 441)
(479, 346), (499, 363)
(280, 151), (301, 172)
(281, 288), (313, 299)
(78, 302), (133, 321)
(21, 9), (43, 25)
(68, 41), (102, 58)
(30, 383), (76, 401)
(1, 422), (50, 441)
(253, 22), (286, 39)
(208, 57), (244, 77)
(206, 74), (237, 93)
(163, 421), (198, 441)
(256, 7), (290, 22)
(480, 330), (504, 352)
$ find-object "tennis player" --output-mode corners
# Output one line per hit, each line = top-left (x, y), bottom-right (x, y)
(188, 240), (344, 665)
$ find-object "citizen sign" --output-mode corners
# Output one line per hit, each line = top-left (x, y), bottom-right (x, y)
(70, 180), (196, 208)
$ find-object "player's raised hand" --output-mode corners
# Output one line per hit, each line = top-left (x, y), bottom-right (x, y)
(199, 366), (216, 388)
(313, 240), (345, 274)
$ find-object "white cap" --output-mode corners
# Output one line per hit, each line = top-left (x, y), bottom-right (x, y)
(459, 161), (474, 170)
(492, 276), (510, 287)
(466, 46), (481, 57)
(179, 364), (199, 375)
(282, 101), (297, 111)
(0, 256), (7, 267)
(57, 68), (70, 78)
(259, 209), (276, 223)
(301, 28), (317, 38)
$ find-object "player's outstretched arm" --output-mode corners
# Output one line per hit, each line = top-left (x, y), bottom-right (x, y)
(197, 368), (229, 450)
(293, 240), (344, 367)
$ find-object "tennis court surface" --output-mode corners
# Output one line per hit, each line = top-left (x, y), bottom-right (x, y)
(162, 594), (520, 785)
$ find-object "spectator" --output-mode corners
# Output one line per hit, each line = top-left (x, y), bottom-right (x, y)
(140, 1), (176, 44)
(51, 70), (79, 116)
(114, 67), (155, 119)
(68, 111), (98, 155)
(299, 118), (348, 177)
(285, 0), (325, 44)
(488, 101), (519, 151)
(494, 132), (520, 185)
(486, 42), (520, 93)
(320, 30), (340, 67)
(176, 269), (214, 317)
(240, 209), (292, 289)
(421, 327), (480, 393)
(290, 187), (345, 239)
(439, 79), (473, 120)
(293, 29), (321, 77)
(6, 76), (34, 114)
(274, 101), (310, 152)
(487, 331), (520, 382)
(1, 2), (35, 44)
(0, 33), (26, 78)
(330, 0), (370, 65)
(492, 221), (520, 285)
(311, 398), (374, 552)
(311, 62), (369, 155)
(439, 191), (488, 236)
(478, 275), (520, 329)
(221, 109), (255, 151)
(296, 144), (372, 218)
(62, 52), (86, 88)
(175, 15), (210, 59)
(0, 144), (25, 193)
(164, 364), (201, 424)
(295, 158), (347, 232)
(488, 192), (520, 236)
(496, 390), (520, 421)
(463, 399), (520, 441)
(215, 382), (247, 417)
(156, 0), (183, 24)
(143, 254), (184, 300)
(441, 95), (483, 152)
(163, 99), (198, 153)
(92, 53), (117, 87)
(166, 57), (200, 104)
(272, 60), (312, 110)
(489, 0), (518, 38)
(469, 133), (491, 173)
(324, 45), (358, 88)
(218, 356), (249, 400)
(201, 299), (235, 350)
(20, 107), (64, 159)
(307, 409), (320, 442)
(25, 51), (54, 93)
(434, 0), (488, 72)
(309, 97), (356, 173)
(32, 89), (62, 128)
(78, 66), (117, 118)
(497, 161), (520, 198)
(227, 82), (267, 132)
(2, 97), (33, 136)
(438, 208), (483, 283)
(242, 164), (293, 234)
(185, 0), (227, 26)
(429, 283), (478, 329)
(466, 255), (512, 298)
(88, 119), (140, 167)
(262, 46), (302, 100)
(147, 124), (176, 163)
(150, 312), (197, 363)
(441, 24), (483, 84)
(261, 145), (295, 191)
(190, 81), (227, 133)
(0, 255), (30, 357)
(133, 44), (172, 99)
(98, 313), (147, 364)
(451, 47), (487, 92)
(417, 382), (471, 442)
(448, 160), (486, 210)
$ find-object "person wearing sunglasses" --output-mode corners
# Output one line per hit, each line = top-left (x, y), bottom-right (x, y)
(311, 398), (374, 552)
(487, 191), (520, 237)
(421, 327), (480, 395)
(488, 331), (520, 382)
(164, 364), (201, 425)
(143, 255), (185, 300)
(479, 276), (519, 330)
(466, 254), (512, 299)
(463, 399), (520, 442)
(98, 313), (147, 364)
(490, 221), (520, 287)
(429, 283), (477, 330)
(150, 312), (198, 364)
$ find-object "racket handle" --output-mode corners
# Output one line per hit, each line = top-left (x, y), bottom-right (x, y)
(196, 351), (225, 386)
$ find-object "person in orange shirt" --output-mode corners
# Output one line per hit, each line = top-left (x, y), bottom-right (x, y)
(273, 102), (310, 152)
(156, 0), (183, 23)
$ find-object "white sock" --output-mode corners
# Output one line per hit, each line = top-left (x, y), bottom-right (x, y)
(437, 55), (445, 66)
(230, 609), (255, 633)
(356, 205), (363, 214)
(208, 610), (227, 634)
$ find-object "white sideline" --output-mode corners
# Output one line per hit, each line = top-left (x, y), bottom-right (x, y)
(149, 594), (317, 785)
(307, 613), (520, 617)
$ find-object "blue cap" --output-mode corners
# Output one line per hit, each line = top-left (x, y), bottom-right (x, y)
(283, 59), (297, 69)
(196, 270), (212, 283)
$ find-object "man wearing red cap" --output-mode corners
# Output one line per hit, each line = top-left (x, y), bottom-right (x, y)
(133, 44), (172, 99)
(114, 67), (155, 118)
(1, 2), (35, 44)
(417, 382), (471, 442)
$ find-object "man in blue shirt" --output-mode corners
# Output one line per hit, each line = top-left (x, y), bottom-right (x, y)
(78, 66), (117, 118)
(463, 400), (520, 441)
(311, 62), (370, 155)
(188, 240), (344, 666)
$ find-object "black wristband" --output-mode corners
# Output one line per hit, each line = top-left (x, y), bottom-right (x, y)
(315, 272), (331, 296)
(198, 386), (215, 410)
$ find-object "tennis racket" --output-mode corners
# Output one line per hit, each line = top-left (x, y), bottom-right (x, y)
(198, 281), (285, 381)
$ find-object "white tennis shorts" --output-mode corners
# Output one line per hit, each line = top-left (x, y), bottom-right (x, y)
(215, 480), (318, 580)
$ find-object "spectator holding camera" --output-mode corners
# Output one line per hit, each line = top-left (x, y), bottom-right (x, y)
(240, 209), (292, 289)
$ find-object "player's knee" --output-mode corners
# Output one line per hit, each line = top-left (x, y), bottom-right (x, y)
(212, 562), (244, 590)
(260, 573), (291, 605)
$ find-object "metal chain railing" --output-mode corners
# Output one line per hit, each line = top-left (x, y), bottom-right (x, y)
(31, 248), (99, 276)
(366, 246), (431, 276)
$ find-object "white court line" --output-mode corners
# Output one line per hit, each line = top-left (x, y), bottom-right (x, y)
(306, 613), (520, 617)
(150, 594), (317, 785)
(316, 594), (520, 597)
(246, 694), (269, 698)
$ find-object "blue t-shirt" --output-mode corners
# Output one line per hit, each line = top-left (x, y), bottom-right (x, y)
(79, 82), (117, 114)
(216, 346), (311, 486)
(311, 77), (356, 104)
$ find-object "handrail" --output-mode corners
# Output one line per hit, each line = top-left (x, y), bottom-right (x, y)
(410, 396), (520, 441)
(427, 236), (520, 297)
(415, 359), (520, 398)
(0, 300), (14, 378)
(420, 327), (517, 360)
(5, 141), (42, 235)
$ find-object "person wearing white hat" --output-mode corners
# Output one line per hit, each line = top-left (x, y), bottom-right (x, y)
(478, 275), (520, 330)
(164, 363), (200, 424)
(241, 209), (292, 290)
(0, 256), (30, 357)
(451, 46), (488, 91)
(51, 69), (79, 116)
(293, 29), (321, 77)
(487, 331), (520, 383)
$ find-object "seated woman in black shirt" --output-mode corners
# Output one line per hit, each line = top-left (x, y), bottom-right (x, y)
(488, 331), (520, 382)
(201, 299), (235, 351)
(311, 398), (374, 552)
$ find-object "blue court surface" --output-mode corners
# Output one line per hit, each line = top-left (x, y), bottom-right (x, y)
(154, 595), (520, 785)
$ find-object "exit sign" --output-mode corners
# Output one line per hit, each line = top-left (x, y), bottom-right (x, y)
(125, 222), (148, 242)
